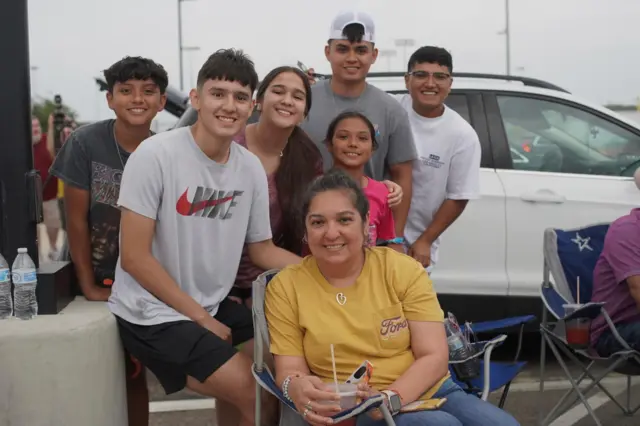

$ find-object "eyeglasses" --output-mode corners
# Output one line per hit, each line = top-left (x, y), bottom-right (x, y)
(406, 70), (451, 83)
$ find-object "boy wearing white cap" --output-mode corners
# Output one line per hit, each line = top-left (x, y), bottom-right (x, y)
(301, 10), (417, 238)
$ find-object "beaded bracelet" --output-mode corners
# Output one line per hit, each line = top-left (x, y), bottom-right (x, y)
(282, 373), (302, 401)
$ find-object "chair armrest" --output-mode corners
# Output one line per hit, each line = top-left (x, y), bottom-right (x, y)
(480, 335), (508, 400)
(252, 364), (393, 424)
(462, 315), (536, 334)
(449, 335), (508, 364)
(563, 302), (605, 321)
(601, 309), (635, 352)
(331, 394), (387, 424)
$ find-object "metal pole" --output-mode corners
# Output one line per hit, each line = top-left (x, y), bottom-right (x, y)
(182, 46), (200, 90)
(505, 0), (511, 75)
(178, 0), (184, 91)
(30, 65), (39, 98)
(0, 0), (39, 264)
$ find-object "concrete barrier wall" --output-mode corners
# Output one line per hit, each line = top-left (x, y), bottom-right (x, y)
(0, 297), (127, 426)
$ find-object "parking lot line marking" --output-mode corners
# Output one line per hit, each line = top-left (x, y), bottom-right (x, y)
(510, 376), (639, 392)
(548, 385), (626, 426)
(149, 398), (216, 413)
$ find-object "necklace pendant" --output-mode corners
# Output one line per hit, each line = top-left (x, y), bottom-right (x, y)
(336, 293), (347, 306)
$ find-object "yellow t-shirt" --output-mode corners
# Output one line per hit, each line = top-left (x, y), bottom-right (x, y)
(57, 180), (64, 198)
(265, 247), (449, 402)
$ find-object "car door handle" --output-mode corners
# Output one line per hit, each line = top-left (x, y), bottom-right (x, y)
(520, 191), (566, 204)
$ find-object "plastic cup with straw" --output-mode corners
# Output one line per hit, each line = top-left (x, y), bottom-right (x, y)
(329, 344), (358, 410)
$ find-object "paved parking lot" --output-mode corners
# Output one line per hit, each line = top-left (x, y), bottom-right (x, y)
(147, 363), (640, 425)
(147, 374), (640, 426)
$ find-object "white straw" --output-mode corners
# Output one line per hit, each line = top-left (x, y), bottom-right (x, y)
(577, 276), (580, 304)
(330, 344), (339, 394)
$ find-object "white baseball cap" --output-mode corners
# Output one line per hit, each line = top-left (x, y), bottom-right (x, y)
(329, 10), (376, 43)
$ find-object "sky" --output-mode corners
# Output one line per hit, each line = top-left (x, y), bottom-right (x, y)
(27, 0), (640, 128)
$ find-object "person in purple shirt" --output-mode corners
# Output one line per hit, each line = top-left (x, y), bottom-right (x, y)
(591, 170), (640, 356)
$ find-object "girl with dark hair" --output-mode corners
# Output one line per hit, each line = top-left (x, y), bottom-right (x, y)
(325, 111), (404, 253)
(230, 66), (323, 307)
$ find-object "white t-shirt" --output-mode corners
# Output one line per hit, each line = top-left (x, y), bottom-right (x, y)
(395, 94), (481, 266)
(108, 127), (272, 325)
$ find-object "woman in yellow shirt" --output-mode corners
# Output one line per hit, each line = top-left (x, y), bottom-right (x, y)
(265, 170), (519, 426)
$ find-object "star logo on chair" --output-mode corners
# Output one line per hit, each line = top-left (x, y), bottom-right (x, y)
(571, 233), (593, 252)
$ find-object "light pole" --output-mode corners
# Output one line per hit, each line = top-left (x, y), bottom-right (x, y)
(178, 0), (197, 91)
(377, 49), (397, 71)
(499, 0), (511, 75)
(30, 65), (39, 98)
(394, 39), (415, 69)
(182, 46), (200, 89)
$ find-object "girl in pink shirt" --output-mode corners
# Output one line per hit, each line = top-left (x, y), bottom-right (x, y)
(325, 111), (403, 252)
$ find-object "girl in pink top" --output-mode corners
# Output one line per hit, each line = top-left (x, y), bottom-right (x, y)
(325, 111), (404, 252)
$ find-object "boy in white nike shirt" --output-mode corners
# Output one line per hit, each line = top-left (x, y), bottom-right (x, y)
(108, 49), (298, 426)
(394, 46), (481, 270)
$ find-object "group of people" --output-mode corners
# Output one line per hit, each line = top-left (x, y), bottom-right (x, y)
(48, 9), (520, 426)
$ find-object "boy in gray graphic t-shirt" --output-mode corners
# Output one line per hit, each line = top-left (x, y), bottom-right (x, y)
(300, 10), (417, 237)
(50, 56), (169, 426)
(108, 50), (301, 424)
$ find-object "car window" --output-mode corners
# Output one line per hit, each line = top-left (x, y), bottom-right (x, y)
(445, 94), (471, 124)
(497, 95), (640, 177)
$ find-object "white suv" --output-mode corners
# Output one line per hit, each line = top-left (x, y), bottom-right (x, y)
(384, 74), (640, 322)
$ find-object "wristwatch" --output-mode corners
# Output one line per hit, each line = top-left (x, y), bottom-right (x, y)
(381, 390), (402, 415)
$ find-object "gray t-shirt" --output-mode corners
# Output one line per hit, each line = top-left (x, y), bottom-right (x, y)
(49, 119), (130, 287)
(107, 127), (272, 325)
(300, 80), (417, 180)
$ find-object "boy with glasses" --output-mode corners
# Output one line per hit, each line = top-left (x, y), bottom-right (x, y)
(394, 46), (481, 271)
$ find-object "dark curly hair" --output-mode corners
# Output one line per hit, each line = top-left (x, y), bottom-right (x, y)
(103, 56), (169, 94)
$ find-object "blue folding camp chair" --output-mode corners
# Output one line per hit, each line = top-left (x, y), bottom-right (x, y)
(251, 269), (396, 426)
(539, 224), (640, 426)
(451, 315), (536, 407)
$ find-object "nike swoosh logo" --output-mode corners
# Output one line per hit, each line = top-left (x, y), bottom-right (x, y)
(176, 189), (234, 216)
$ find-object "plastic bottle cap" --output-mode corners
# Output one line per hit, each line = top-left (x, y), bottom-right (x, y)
(17, 248), (27, 254)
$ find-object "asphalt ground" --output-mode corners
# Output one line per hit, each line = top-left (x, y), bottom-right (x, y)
(147, 336), (640, 426)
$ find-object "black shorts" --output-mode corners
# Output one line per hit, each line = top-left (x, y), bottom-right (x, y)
(115, 298), (254, 395)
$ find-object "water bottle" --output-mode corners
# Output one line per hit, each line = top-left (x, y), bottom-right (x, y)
(445, 313), (479, 381)
(12, 248), (38, 320)
(0, 252), (12, 319)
